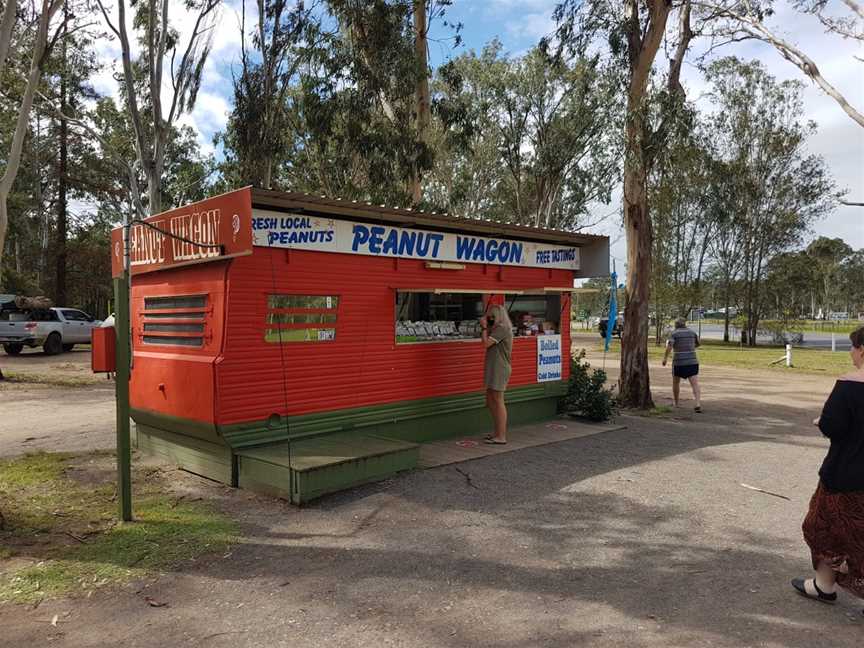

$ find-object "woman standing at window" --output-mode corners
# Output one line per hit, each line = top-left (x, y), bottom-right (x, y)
(481, 304), (513, 445)
(793, 326), (864, 610)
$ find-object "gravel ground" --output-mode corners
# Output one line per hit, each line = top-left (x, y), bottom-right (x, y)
(1, 346), (861, 647)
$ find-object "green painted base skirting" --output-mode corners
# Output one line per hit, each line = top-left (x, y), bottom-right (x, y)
(134, 423), (235, 486)
(131, 382), (566, 503)
(218, 382), (567, 448)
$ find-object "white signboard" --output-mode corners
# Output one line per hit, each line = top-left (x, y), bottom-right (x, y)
(251, 210), (580, 270)
(537, 334), (563, 382)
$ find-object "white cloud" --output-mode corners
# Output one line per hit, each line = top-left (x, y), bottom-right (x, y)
(486, 0), (559, 11)
(505, 11), (556, 44)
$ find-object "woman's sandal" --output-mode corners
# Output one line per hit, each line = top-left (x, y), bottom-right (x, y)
(791, 578), (837, 604)
(694, 406), (702, 413)
(483, 437), (507, 445)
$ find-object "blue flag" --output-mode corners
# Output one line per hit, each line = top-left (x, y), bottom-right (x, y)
(604, 271), (618, 353)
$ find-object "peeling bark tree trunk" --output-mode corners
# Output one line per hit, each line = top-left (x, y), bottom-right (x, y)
(620, 151), (655, 408)
(617, 0), (673, 409)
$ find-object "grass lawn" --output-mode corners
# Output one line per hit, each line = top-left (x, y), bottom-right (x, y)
(701, 318), (862, 335)
(0, 452), (238, 604)
(594, 339), (852, 375)
(1, 371), (104, 387)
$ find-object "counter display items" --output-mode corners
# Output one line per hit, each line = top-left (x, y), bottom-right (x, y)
(101, 188), (610, 503)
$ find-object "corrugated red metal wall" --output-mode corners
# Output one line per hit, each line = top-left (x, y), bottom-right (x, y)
(215, 247), (572, 425)
(129, 262), (229, 423)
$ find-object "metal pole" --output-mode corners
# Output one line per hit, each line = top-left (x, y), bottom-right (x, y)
(113, 225), (132, 522)
(831, 332), (836, 353)
(785, 344), (792, 368)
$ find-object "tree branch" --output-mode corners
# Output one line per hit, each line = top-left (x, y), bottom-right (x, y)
(33, 88), (148, 218)
(695, 1), (864, 128)
(843, 0), (864, 21)
(95, 0), (152, 189)
(0, 0), (18, 81)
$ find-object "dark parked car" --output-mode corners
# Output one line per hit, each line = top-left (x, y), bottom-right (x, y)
(598, 316), (623, 338)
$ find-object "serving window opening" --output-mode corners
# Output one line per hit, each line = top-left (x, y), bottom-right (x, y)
(505, 293), (561, 337)
(265, 294), (338, 343)
(395, 291), (485, 343)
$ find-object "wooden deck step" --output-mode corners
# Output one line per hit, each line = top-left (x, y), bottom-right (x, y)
(236, 434), (419, 504)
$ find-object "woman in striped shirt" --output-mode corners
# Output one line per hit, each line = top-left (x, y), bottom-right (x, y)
(662, 317), (702, 413)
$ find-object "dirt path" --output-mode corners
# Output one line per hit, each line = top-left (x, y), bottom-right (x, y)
(0, 348), (115, 457)
(2, 351), (860, 647)
(0, 382), (114, 457)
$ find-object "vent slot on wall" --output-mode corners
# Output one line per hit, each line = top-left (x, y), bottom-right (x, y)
(142, 295), (207, 347)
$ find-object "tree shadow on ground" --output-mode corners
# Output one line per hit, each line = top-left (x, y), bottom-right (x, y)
(4, 390), (861, 647)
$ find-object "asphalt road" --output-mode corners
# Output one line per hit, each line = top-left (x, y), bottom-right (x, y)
(694, 323), (854, 350)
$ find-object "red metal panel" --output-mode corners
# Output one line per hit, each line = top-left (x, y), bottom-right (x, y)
(91, 326), (116, 373)
(129, 262), (229, 423)
(215, 248), (572, 425)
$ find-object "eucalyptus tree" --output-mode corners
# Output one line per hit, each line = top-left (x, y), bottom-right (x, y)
(429, 41), (621, 230)
(649, 120), (715, 343)
(94, 0), (220, 216)
(219, 0), (316, 190)
(0, 0), (64, 283)
(705, 57), (838, 344)
(554, 0), (696, 408)
(806, 236), (854, 314)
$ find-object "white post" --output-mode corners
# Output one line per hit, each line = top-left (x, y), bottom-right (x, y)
(786, 344), (792, 367)
(831, 332), (836, 353)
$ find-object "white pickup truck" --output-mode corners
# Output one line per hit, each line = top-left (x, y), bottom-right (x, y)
(0, 307), (102, 356)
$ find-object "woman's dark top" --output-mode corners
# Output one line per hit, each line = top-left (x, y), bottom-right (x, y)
(818, 379), (864, 492)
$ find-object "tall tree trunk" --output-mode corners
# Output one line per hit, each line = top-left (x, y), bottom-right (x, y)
(618, 0), (672, 409)
(55, 1), (69, 305)
(411, 0), (430, 205)
(0, 0), (62, 282)
(620, 163), (654, 408)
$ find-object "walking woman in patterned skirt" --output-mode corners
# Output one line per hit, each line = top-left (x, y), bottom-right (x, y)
(793, 326), (864, 609)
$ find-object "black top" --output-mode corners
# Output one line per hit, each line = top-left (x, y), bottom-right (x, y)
(818, 379), (864, 492)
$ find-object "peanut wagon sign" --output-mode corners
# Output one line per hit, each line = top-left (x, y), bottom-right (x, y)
(251, 209), (581, 270)
(110, 188), (254, 277)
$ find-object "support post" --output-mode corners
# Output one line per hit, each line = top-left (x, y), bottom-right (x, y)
(113, 270), (132, 522)
(831, 332), (836, 353)
(785, 344), (792, 368)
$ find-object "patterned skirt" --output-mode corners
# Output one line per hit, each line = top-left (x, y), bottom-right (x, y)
(802, 481), (864, 599)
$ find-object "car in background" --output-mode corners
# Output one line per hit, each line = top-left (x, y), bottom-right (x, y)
(0, 307), (102, 355)
(598, 316), (623, 339)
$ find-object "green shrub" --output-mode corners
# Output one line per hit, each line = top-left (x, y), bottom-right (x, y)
(560, 350), (618, 421)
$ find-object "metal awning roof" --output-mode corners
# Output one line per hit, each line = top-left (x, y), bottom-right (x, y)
(250, 188), (606, 248)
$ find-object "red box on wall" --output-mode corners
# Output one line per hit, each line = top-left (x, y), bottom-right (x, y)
(91, 326), (116, 373)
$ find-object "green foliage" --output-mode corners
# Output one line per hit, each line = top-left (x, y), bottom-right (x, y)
(218, 0), (444, 205)
(428, 41), (621, 228)
(0, 266), (41, 295)
(561, 349), (618, 421)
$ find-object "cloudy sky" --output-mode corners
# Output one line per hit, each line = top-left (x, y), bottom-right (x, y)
(93, 0), (863, 265)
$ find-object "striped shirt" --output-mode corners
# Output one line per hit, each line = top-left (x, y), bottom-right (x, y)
(668, 328), (699, 366)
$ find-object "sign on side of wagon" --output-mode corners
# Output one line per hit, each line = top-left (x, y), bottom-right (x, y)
(111, 188), (254, 277)
(251, 209), (581, 270)
(537, 334), (563, 383)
